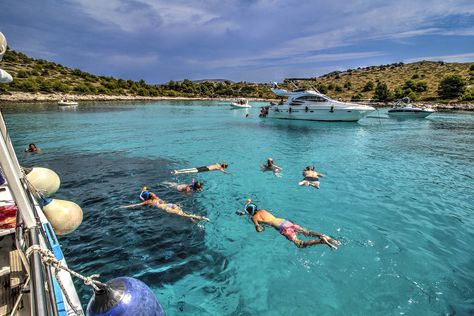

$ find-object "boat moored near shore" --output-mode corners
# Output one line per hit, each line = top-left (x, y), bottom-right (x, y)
(230, 98), (251, 108)
(57, 99), (78, 106)
(387, 97), (435, 118)
(260, 83), (375, 122)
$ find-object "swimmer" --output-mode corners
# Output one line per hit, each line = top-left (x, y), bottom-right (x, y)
(139, 186), (152, 201)
(25, 143), (40, 153)
(298, 166), (325, 189)
(260, 157), (282, 176)
(120, 192), (209, 222)
(236, 199), (340, 249)
(171, 162), (231, 175)
(163, 178), (203, 193)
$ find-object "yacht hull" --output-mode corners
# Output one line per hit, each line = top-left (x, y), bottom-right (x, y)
(387, 110), (434, 118)
(264, 106), (374, 122)
(230, 103), (251, 108)
(58, 101), (78, 106)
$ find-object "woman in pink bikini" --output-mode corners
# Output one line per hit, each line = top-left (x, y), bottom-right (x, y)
(237, 199), (340, 249)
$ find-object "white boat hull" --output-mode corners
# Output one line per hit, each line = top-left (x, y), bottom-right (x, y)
(230, 102), (251, 108)
(387, 110), (434, 118)
(58, 101), (78, 106)
(264, 105), (374, 122)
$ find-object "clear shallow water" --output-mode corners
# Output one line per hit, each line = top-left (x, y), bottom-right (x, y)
(3, 101), (474, 315)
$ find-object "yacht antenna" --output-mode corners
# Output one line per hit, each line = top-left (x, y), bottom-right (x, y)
(309, 83), (321, 94)
(288, 80), (298, 90)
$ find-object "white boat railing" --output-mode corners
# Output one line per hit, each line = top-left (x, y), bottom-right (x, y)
(0, 110), (51, 315)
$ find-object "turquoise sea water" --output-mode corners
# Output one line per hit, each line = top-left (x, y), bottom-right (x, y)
(3, 101), (474, 315)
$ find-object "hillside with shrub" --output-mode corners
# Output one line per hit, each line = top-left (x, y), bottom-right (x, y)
(282, 61), (474, 102)
(0, 50), (275, 99)
(1, 49), (473, 102)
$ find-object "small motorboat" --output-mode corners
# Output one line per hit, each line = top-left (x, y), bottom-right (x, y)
(230, 98), (251, 108)
(388, 98), (434, 118)
(58, 99), (79, 106)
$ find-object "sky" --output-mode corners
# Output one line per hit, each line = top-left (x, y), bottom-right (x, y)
(1, 0), (473, 83)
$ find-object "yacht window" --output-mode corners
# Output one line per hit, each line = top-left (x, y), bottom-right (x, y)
(295, 96), (327, 102)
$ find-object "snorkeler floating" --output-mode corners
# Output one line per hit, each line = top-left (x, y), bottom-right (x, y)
(25, 143), (40, 153)
(236, 199), (340, 249)
(121, 190), (209, 222)
(163, 178), (203, 193)
(171, 162), (231, 175)
(298, 166), (325, 189)
(260, 157), (282, 176)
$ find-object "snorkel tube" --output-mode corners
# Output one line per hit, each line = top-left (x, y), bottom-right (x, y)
(192, 179), (203, 192)
(236, 199), (257, 216)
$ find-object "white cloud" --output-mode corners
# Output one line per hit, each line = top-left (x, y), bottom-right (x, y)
(405, 52), (474, 63)
(440, 27), (474, 36)
(184, 50), (384, 70)
(81, 51), (159, 68)
(72, 0), (237, 34)
(106, 53), (159, 67)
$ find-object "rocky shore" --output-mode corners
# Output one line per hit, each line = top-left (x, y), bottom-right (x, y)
(0, 92), (273, 103)
(0, 92), (473, 110)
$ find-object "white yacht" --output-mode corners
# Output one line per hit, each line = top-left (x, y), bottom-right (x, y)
(260, 83), (375, 122)
(387, 98), (435, 118)
(57, 100), (78, 106)
(230, 98), (251, 108)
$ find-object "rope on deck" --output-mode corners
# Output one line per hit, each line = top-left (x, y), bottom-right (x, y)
(26, 245), (106, 316)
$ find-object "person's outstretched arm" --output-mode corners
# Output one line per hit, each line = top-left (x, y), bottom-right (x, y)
(120, 201), (147, 209)
(220, 168), (234, 175)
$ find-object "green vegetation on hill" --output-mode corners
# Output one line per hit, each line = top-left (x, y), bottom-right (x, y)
(0, 50), (275, 99)
(283, 61), (474, 102)
(1, 49), (473, 102)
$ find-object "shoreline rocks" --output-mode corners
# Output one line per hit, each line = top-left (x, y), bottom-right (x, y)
(0, 92), (472, 110)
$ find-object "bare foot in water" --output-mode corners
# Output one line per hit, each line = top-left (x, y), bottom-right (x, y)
(320, 235), (341, 249)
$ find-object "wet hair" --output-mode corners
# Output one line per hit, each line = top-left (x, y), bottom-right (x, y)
(26, 143), (38, 152)
(245, 203), (258, 215)
(305, 166), (315, 171)
(193, 182), (203, 191)
(220, 163), (229, 169)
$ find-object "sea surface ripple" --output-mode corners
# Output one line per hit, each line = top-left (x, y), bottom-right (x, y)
(4, 101), (474, 315)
